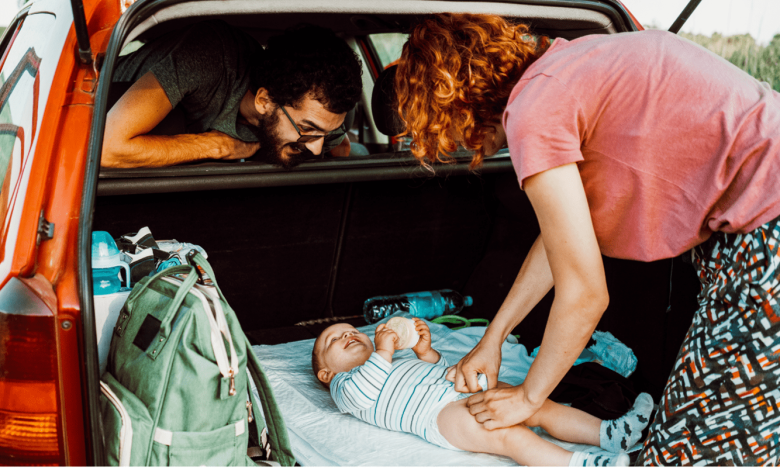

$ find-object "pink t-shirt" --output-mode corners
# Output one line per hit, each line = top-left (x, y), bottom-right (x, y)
(504, 30), (780, 261)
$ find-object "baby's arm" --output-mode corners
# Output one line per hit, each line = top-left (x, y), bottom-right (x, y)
(331, 353), (392, 413)
(374, 323), (399, 363)
(411, 318), (441, 364)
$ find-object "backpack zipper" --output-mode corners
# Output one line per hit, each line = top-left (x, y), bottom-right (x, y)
(246, 399), (254, 423)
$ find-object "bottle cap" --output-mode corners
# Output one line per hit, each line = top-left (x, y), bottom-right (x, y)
(91, 231), (123, 269)
(463, 296), (473, 307)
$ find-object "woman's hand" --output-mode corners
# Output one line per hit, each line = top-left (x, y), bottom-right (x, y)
(446, 337), (502, 393)
(411, 318), (440, 363)
(465, 383), (543, 430)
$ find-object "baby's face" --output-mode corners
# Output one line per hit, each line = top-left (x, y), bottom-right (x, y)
(316, 323), (374, 376)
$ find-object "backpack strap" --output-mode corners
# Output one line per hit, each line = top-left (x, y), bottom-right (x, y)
(186, 251), (223, 291)
(245, 340), (295, 467)
(154, 268), (199, 344)
(123, 263), (195, 313)
(120, 264), (198, 360)
(182, 251), (295, 464)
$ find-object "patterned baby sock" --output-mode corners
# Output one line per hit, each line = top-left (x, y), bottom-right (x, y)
(600, 392), (654, 453)
(569, 450), (630, 467)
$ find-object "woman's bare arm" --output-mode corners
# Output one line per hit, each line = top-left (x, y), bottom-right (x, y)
(465, 162), (608, 430)
(448, 234), (553, 392)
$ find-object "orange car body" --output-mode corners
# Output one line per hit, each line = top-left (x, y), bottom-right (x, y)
(0, 0), (644, 465)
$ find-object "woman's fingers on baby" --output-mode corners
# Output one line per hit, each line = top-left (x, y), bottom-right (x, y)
(445, 366), (456, 382)
(480, 418), (500, 430)
(468, 402), (492, 423)
(465, 371), (483, 393)
(452, 367), (478, 393)
(451, 365), (469, 391)
(467, 395), (501, 428)
(474, 412), (493, 425)
(466, 391), (485, 408)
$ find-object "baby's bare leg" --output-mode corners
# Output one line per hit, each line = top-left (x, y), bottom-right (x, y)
(524, 399), (601, 447)
(437, 399), (573, 466)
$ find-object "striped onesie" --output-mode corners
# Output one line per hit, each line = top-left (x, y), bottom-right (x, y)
(330, 351), (467, 450)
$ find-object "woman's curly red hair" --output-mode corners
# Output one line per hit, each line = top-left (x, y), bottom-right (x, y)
(396, 13), (548, 169)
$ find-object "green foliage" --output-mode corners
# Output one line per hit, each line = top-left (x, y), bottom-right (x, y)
(681, 31), (780, 91)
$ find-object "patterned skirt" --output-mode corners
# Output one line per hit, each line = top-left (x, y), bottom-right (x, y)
(639, 216), (780, 466)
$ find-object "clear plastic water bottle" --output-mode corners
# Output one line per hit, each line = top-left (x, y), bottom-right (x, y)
(92, 231), (131, 295)
(363, 289), (473, 324)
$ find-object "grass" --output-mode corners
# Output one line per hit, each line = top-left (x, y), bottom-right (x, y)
(680, 31), (780, 91)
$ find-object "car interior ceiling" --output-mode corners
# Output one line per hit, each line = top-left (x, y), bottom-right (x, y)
(92, 7), (697, 402)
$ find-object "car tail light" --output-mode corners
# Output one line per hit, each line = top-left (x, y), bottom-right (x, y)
(0, 278), (61, 465)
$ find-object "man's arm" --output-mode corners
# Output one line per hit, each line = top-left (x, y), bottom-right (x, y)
(101, 72), (259, 168)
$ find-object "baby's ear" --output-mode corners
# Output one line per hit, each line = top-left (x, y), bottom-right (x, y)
(317, 368), (335, 385)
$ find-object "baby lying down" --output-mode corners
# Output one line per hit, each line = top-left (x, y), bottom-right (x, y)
(311, 318), (653, 467)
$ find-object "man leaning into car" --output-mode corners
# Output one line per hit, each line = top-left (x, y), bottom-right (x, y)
(101, 20), (363, 169)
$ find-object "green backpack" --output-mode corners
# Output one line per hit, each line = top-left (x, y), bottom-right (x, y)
(98, 252), (294, 466)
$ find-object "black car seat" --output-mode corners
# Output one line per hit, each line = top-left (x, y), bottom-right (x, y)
(341, 105), (370, 157)
(371, 65), (405, 139)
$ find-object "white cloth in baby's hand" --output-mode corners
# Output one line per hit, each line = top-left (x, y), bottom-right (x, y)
(386, 316), (420, 349)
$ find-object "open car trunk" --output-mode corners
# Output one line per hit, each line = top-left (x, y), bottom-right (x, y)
(93, 172), (699, 400)
(85, 5), (701, 457)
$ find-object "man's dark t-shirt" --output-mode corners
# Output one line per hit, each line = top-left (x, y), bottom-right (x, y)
(114, 20), (263, 142)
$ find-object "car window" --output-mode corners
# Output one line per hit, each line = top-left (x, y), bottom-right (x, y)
(0, 13), (55, 246)
(367, 33), (408, 70)
(119, 40), (144, 57)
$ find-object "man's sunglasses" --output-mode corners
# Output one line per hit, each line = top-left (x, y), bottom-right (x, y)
(281, 106), (347, 152)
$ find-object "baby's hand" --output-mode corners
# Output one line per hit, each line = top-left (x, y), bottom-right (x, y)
(412, 318), (440, 363)
(374, 323), (399, 356)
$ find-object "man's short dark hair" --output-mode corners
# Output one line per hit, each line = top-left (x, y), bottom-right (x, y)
(253, 25), (363, 114)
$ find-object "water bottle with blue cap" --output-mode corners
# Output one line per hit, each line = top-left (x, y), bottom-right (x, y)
(91, 231), (131, 295)
(363, 289), (473, 324)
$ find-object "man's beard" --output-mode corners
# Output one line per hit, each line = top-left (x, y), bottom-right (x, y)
(253, 106), (315, 170)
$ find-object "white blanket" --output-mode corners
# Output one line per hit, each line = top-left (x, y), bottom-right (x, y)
(252, 317), (601, 466)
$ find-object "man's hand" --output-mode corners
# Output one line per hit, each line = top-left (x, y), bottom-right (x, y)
(327, 134), (351, 157)
(374, 323), (398, 363)
(446, 337), (502, 393)
(411, 318), (440, 363)
(465, 383), (543, 430)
